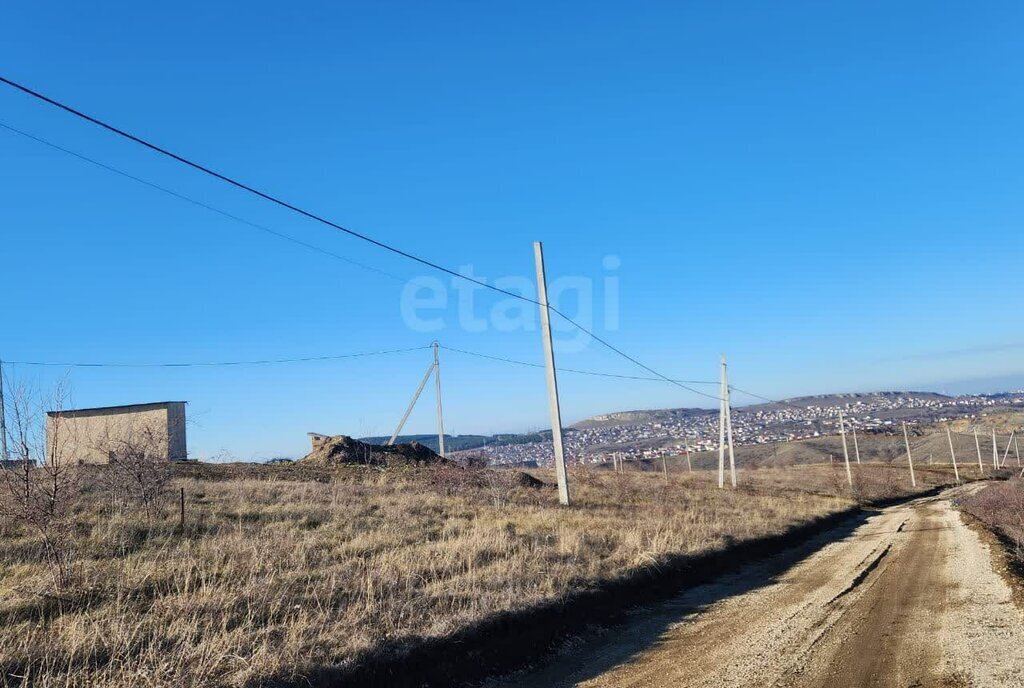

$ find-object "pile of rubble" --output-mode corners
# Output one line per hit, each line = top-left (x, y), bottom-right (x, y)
(300, 435), (448, 467)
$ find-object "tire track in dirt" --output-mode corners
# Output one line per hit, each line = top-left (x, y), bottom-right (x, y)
(484, 486), (1024, 688)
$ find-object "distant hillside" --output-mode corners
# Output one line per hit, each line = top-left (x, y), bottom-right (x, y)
(572, 392), (953, 428)
(572, 407), (713, 430)
(746, 391), (951, 411)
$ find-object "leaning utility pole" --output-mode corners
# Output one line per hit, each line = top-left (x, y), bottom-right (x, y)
(838, 411), (852, 486)
(534, 242), (570, 506)
(718, 354), (736, 488)
(902, 422), (917, 488)
(433, 342), (446, 458)
(1002, 431), (1015, 470)
(946, 426), (960, 484)
(974, 428), (983, 474)
(0, 359), (7, 462)
(387, 343), (447, 455)
(852, 425), (861, 464)
(388, 359), (437, 446)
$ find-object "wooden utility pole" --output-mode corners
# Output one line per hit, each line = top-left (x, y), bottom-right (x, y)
(534, 242), (570, 506)
(838, 411), (853, 486)
(974, 428), (983, 474)
(852, 425), (861, 464)
(433, 342), (446, 458)
(946, 427), (960, 484)
(662, 454), (669, 483)
(903, 422), (917, 487)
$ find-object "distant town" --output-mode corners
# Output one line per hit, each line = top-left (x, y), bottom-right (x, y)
(448, 391), (1024, 467)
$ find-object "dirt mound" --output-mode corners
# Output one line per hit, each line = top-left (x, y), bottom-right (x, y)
(300, 435), (448, 467)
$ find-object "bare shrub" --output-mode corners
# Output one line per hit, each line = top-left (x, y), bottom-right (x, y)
(0, 376), (80, 590)
(959, 479), (1024, 562)
(93, 419), (172, 521)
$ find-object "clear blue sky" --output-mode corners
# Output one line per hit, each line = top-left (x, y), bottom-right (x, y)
(2, 2), (1023, 459)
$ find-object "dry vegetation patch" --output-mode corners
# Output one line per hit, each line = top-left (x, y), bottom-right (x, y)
(0, 463), (950, 687)
(958, 478), (1024, 569)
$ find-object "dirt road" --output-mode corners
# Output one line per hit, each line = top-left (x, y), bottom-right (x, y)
(486, 487), (1024, 687)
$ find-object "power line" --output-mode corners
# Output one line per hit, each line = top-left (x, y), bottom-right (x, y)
(0, 75), (716, 401)
(725, 385), (820, 412)
(0, 76), (531, 302)
(4, 346), (431, 368)
(0, 121), (405, 283)
(440, 345), (720, 388)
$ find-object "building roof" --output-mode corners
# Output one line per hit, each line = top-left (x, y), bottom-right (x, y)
(46, 401), (187, 417)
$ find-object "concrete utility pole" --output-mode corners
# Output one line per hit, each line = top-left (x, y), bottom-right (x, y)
(903, 422), (917, 488)
(974, 428), (984, 474)
(685, 445), (692, 473)
(1002, 431), (1015, 469)
(946, 427), (960, 484)
(718, 355), (736, 488)
(388, 358), (436, 446)
(433, 342), (446, 458)
(839, 411), (853, 487)
(852, 425), (861, 464)
(1015, 434), (1021, 468)
(992, 428), (999, 471)
(534, 242), (570, 506)
(0, 359), (7, 462)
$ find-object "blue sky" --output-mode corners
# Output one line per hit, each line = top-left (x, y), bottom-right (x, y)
(2, 2), (1023, 459)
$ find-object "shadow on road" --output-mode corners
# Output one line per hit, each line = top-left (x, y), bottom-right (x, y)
(482, 509), (878, 687)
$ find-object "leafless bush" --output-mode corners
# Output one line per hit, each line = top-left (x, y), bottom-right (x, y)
(0, 376), (80, 590)
(93, 419), (172, 522)
(959, 479), (1024, 562)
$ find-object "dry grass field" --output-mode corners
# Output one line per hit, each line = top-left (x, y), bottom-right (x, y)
(0, 458), (962, 687)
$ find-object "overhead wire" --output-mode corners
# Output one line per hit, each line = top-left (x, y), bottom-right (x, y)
(0, 121), (405, 283)
(439, 345), (719, 386)
(2, 346), (432, 368)
(0, 75), (719, 401)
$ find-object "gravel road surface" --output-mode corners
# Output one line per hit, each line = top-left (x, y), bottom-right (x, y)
(486, 486), (1024, 687)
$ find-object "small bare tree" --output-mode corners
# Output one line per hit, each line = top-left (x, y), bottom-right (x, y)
(94, 417), (172, 522)
(0, 376), (80, 590)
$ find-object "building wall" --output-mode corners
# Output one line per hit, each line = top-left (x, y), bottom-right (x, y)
(166, 403), (188, 460)
(46, 403), (187, 465)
